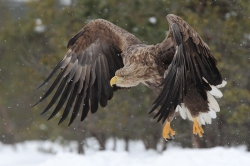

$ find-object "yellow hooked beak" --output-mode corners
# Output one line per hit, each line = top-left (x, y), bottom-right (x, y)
(110, 76), (119, 87)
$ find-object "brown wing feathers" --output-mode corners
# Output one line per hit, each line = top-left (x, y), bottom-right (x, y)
(150, 24), (187, 122)
(34, 19), (134, 125)
(167, 14), (222, 85)
(34, 19), (146, 125)
(150, 15), (223, 123)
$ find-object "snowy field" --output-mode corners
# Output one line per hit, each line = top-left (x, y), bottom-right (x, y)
(1, 138), (250, 166)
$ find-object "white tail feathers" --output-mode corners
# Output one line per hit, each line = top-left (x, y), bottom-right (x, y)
(176, 92), (220, 125)
(197, 108), (217, 125)
(176, 105), (187, 119)
(197, 115), (206, 125)
(176, 103), (217, 125)
(209, 85), (223, 98)
(209, 108), (217, 118)
(217, 80), (227, 88)
(198, 112), (211, 125)
(196, 93), (220, 125)
(202, 78), (227, 98)
(207, 92), (220, 112)
(176, 79), (225, 125)
(202, 78), (227, 88)
(176, 104), (194, 121)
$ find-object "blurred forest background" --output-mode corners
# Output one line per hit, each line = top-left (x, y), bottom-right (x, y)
(0, 0), (250, 153)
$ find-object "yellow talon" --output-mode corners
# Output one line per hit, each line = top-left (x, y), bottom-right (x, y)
(193, 118), (204, 137)
(110, 76), (118, 87)
(162, 122), (175, 141)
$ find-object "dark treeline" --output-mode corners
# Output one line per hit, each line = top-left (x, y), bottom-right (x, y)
(0, 0), (250, 153)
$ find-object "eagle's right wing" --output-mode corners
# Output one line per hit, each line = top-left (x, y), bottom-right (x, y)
(33, 19), (142, 126)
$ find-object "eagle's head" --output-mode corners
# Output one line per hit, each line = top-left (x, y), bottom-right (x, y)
(110, 62), (151, 88)
(110, 45), (158, 88)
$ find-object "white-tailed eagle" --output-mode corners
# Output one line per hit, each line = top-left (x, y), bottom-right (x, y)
(33, 14), (226, 140)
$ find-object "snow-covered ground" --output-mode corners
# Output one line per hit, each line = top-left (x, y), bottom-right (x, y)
(1, 138), (250, 166)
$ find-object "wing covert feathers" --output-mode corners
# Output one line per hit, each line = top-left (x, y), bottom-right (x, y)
(151, 15), (223, 123)
(67, 19), (142, 52)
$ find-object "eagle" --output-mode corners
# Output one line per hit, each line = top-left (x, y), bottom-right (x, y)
(33, 14), (226, 140)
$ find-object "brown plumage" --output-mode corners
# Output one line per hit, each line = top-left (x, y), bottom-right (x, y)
(33, 14), (226, 139)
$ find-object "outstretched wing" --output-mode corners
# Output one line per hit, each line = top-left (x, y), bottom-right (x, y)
(150, 14), (223, 122)
(34, 19), (142, 126)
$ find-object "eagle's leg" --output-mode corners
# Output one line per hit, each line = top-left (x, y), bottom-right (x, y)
(193, 118), (204, 137)
(162, 121), (175, 141)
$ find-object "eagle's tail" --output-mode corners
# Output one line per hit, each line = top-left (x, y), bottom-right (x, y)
(176, 79), (226, 125)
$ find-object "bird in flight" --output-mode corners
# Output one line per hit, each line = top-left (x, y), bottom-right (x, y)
(33, 14), (226, 140)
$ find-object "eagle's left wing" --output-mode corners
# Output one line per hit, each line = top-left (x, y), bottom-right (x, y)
(150, 14), (225, 123)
